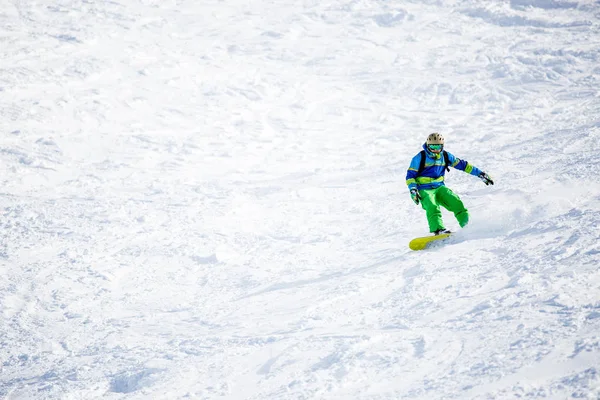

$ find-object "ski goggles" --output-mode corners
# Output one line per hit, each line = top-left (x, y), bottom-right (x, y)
(428, 144), (443, 151)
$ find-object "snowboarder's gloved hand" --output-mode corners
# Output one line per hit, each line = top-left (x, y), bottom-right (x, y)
(479, 172), (494, 185)
(410, 188), (421, 205)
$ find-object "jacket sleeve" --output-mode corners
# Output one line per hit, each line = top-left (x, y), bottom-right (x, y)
(406, 154), (421, 191)
(446, 151), (482, 177)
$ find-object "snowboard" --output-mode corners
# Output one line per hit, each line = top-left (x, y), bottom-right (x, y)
(409, 232), (452, 251)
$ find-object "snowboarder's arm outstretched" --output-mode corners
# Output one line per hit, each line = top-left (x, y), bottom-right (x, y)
(446, 151), (494, 185)
(445, 151), (481, 176)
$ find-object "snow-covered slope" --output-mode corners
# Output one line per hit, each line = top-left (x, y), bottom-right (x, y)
(1, 0), (600, 398)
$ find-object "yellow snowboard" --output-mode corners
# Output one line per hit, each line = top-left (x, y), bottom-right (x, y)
(409, 233), (452, 251)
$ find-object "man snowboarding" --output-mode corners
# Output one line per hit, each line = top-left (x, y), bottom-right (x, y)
(406, 133), (494, 235)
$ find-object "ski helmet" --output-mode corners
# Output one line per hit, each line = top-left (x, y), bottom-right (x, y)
(426, 133), (444, 145)
(426, 133), (444, 154)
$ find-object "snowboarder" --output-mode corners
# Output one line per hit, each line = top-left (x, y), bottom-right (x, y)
(406, 133), (494, 235)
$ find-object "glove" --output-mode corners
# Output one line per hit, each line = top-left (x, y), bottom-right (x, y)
(410, 188), (421, 205)
(479, 172), (494, 185)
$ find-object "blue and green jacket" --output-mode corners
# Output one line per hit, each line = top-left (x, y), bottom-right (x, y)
(406, 144), (482, 191)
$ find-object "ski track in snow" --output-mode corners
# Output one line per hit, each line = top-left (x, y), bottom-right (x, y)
(1, 0), (600, 399)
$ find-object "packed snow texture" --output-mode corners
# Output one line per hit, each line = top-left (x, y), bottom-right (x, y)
(1, 0), (600, 399)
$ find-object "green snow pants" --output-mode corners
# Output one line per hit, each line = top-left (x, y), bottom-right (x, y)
(419, 186), (469, 232)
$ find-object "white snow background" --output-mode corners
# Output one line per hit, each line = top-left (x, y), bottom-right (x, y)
(1, 0), (600, 399)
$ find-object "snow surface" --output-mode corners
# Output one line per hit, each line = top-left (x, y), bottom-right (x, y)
(1, 0), (600, 399)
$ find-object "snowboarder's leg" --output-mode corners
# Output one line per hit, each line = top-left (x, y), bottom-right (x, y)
(419, 188), (445, 232)
(437, 186), (469, 227)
